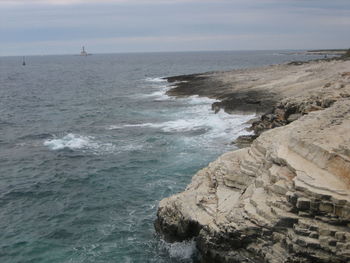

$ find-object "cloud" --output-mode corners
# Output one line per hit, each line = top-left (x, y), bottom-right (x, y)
(0, 0), (349, 55)
(0, 0), (227, 5)
(2, 0), (350, 7)
(0, 0), (133, 4)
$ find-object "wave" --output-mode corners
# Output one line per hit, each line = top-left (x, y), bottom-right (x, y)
(141, 76), (173, 101)
(159, 239), (197, 260)
(143, 77), (218, 104)
(143, 89), (216, 104)
(43, 133), (116, 154)
(111, 80), (254, 146)
(142, 87), (173, 101)
(109, 120), (206, 133)
(108, 109), (254, 140)
(145, 77), (167, 83)
(183, 95), (217, 105)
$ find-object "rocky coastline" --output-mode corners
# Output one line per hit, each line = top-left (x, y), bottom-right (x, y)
(155, 58), (350, 262)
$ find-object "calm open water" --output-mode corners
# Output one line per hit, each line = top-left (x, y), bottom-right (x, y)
(0, 51), (324, 263)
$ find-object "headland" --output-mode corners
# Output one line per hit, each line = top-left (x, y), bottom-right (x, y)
(155, 55), (350, 262)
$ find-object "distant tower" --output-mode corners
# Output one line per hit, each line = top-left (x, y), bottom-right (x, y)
(80, 46), (88, 56)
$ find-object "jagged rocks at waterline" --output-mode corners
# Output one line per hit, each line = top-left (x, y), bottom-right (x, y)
(156, 59), (350, 263)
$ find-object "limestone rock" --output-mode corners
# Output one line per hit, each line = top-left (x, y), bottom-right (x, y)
(156, 75), (350, 262)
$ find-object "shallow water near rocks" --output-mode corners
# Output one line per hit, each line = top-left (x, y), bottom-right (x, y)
(0, 51), (324, 263)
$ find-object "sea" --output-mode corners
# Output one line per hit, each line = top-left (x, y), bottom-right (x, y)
(0, 51), (324, 263)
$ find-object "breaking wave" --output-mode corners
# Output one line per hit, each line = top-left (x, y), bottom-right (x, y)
(183, 95), (217, 105)
(145, 77), (167, 83)
(43, 133), (116, 154)
(109, 108), (254, 141)
(160, 239), (197, 260)
(143, 87), (173, 101)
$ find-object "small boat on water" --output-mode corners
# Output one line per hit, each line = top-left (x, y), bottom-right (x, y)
(22, 56), (26, 66)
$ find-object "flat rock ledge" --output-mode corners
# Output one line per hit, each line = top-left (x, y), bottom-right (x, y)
(155, 61), (350, 263)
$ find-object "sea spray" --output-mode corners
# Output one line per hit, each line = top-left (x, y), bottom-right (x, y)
(44, 133), (117, 154)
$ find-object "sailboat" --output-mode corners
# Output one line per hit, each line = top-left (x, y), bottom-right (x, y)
(22, 56), (26, 66)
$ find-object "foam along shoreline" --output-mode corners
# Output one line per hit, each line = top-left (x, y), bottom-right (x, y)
(137, 76), (256, 140)
(164, 57), (350, 144)
(155, 58), (350, 263)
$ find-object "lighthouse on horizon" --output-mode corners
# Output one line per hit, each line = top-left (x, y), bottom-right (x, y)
(80, 46), (88, 56)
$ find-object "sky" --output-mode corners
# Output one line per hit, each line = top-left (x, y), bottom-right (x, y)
(0, 0), (349, 56)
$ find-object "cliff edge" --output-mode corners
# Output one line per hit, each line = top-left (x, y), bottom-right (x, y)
(155, 59), (350, 262)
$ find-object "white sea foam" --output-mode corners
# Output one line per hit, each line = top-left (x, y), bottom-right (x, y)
(143, 78), (218, 104)
(143, 87), (173, 101)
(109, 108), (254, 140)
(183, 95), (217, 105)
(44, 133), (94, 150)
(111, 82), (255, 146)
(43, 133), (117, 154)
(160, 239), (197, 260)
(107, 125), (122, 130)
(145, 77), (167, 83)
(145, 90), (166, 98)
(143, 86), (217, 104)
(118, 120), (205, 133)
(141, 78), (178, 102)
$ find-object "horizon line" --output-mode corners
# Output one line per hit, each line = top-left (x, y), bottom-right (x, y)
(1, 47), (349, 58)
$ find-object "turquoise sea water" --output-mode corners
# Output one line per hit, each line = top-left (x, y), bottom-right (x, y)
(0, 51), (324, 263)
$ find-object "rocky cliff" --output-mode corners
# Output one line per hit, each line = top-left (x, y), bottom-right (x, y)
(155, 59), (350, 262)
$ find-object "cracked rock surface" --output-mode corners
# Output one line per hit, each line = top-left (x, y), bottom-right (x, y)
(155, 60), (350, 263)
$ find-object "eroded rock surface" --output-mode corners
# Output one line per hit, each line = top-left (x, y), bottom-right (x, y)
(156, 60), (350, 263)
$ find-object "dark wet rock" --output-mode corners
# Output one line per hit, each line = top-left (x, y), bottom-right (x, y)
(165, 74), (278, 114)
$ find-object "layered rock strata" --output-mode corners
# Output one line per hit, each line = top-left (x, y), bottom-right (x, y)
(156, 60), (350, 262)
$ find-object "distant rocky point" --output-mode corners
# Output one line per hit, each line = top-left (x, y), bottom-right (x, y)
(306, 49), (348, 56)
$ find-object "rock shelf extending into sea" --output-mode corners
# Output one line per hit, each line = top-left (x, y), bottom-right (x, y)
(155, 58), (350, 263)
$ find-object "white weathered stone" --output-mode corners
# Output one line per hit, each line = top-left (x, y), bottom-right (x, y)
(156, 60), (350, 263)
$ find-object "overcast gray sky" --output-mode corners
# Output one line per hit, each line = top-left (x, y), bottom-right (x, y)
(0, 0), (349, 56)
